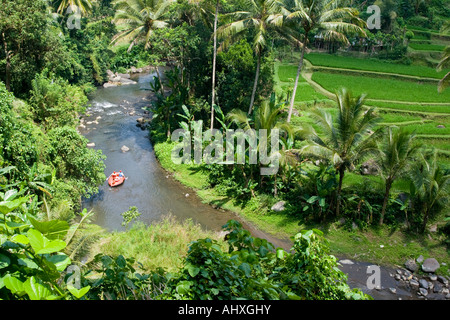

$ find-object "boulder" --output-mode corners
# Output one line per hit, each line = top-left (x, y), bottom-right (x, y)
(103, 82), (118, 88)
(87, 142), (95, 148)
(117, 73), (131, 79)
(433, 282), (443, 293)
(418, 288), (428, 296)
(422, 258), (440, 273)
(129, 66), (138, 73)
(419, 279), (429, 289)
(416, 255), (424, 264)
(409, 279), (419, 289)
(271, 201), (286, 212)
(119, 78), (137, 85)
(405, 259), (418, 272)
(121, 145), (130, 153)
(437, 276), (448, 286)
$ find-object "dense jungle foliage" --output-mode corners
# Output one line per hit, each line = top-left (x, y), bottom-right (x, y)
(0, 0), (448, 300)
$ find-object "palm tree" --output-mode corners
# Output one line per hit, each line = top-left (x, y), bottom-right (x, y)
(111, 0), (173, 52)
(53, 0), (95, 15)
(282, 0), (366, 123)
(211, 0), (220, 130)
(377, 126), (419, 225)
(218, 0), (286, 115)
(299, 88), (380, 216)
(227, 93), (294, 193)
(112, 0), (173, 90)
(228, 93), (293, 137)
(410, 151), (450, 233)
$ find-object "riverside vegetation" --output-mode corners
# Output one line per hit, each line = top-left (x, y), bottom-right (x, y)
(1, 0), (449, 300)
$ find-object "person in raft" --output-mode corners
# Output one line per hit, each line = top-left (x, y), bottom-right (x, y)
(119, 170), (124, 178)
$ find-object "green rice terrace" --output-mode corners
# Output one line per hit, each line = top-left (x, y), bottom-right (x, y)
(275, 52), (450, 165)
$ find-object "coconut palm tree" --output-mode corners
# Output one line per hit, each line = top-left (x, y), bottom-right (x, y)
(227, 93), (293, 137)
(299, 88), (380, 216)
(377, 126), (420, 225)
(53, 0), (95, 15)
(218, 0), (287, 115)
(227, 93), (294, 193)
(211, 0), (220, 130)
(111, 0), (173, 52)
(410, 151), (450, 233)
(282, 0), (366, 123)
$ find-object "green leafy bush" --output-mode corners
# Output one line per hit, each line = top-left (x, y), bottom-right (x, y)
(47, 126), (106, 202)
(29, 72), (88, 130)
(163, 220), (371, 300)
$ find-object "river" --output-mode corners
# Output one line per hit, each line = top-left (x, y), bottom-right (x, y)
(79, 70), (429, 300)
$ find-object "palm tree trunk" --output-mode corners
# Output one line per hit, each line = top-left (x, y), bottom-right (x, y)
(248, 52), (261, 115)
(210, 0), (219, 130)
(422, 207), (430, 233)
(274, 173), (278, 197)
(336, 166), (345, 216)
(155, 66), (164, 94)
(287, 34), (308, 123)
(379, 179), (392, 225)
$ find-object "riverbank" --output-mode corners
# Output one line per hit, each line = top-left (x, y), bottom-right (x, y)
(149, 130), (449, 300)
(80, 69), (448, 299)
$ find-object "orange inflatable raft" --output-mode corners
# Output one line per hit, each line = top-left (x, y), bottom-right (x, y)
(108, 172), (125, 187)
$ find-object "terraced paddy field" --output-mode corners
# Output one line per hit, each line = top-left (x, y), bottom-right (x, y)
(275, 53), (450, 168)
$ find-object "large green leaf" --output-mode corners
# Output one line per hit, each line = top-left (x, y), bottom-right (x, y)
(46, 253), (71, 272)
(3, 275), (26, 296)
(23, 276), (52, 300)
(28, 216), (70, 240)
(186, 263), (200, 277)
(0, 197), (28, 214)
(67, 285), (90, 299)
(176, 280), (192, 295)
(27, 229), (67, 254)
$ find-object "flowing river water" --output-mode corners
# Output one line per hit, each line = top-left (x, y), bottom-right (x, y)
(79, 70), (427, 300)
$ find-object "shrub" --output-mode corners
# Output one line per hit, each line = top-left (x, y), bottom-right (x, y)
(28, 72), (88, 130)
(47, 126), (106, 201)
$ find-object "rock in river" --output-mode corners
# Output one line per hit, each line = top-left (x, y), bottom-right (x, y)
(121, 145), (130, 153)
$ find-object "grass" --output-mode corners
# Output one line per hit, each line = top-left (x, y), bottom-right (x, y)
(311, 71), (450, 103)
(304, 53), (448, 79)
(288, 83), (329, 102)
(95, 215), (225, 272)
(366, 101), (450, 114)
(277, 65), (308, 83)
(153, 139), (209, 189)
(325, 225), (449, 271)
(409, 43), (446, 52)
(150, 137), (450, 275)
